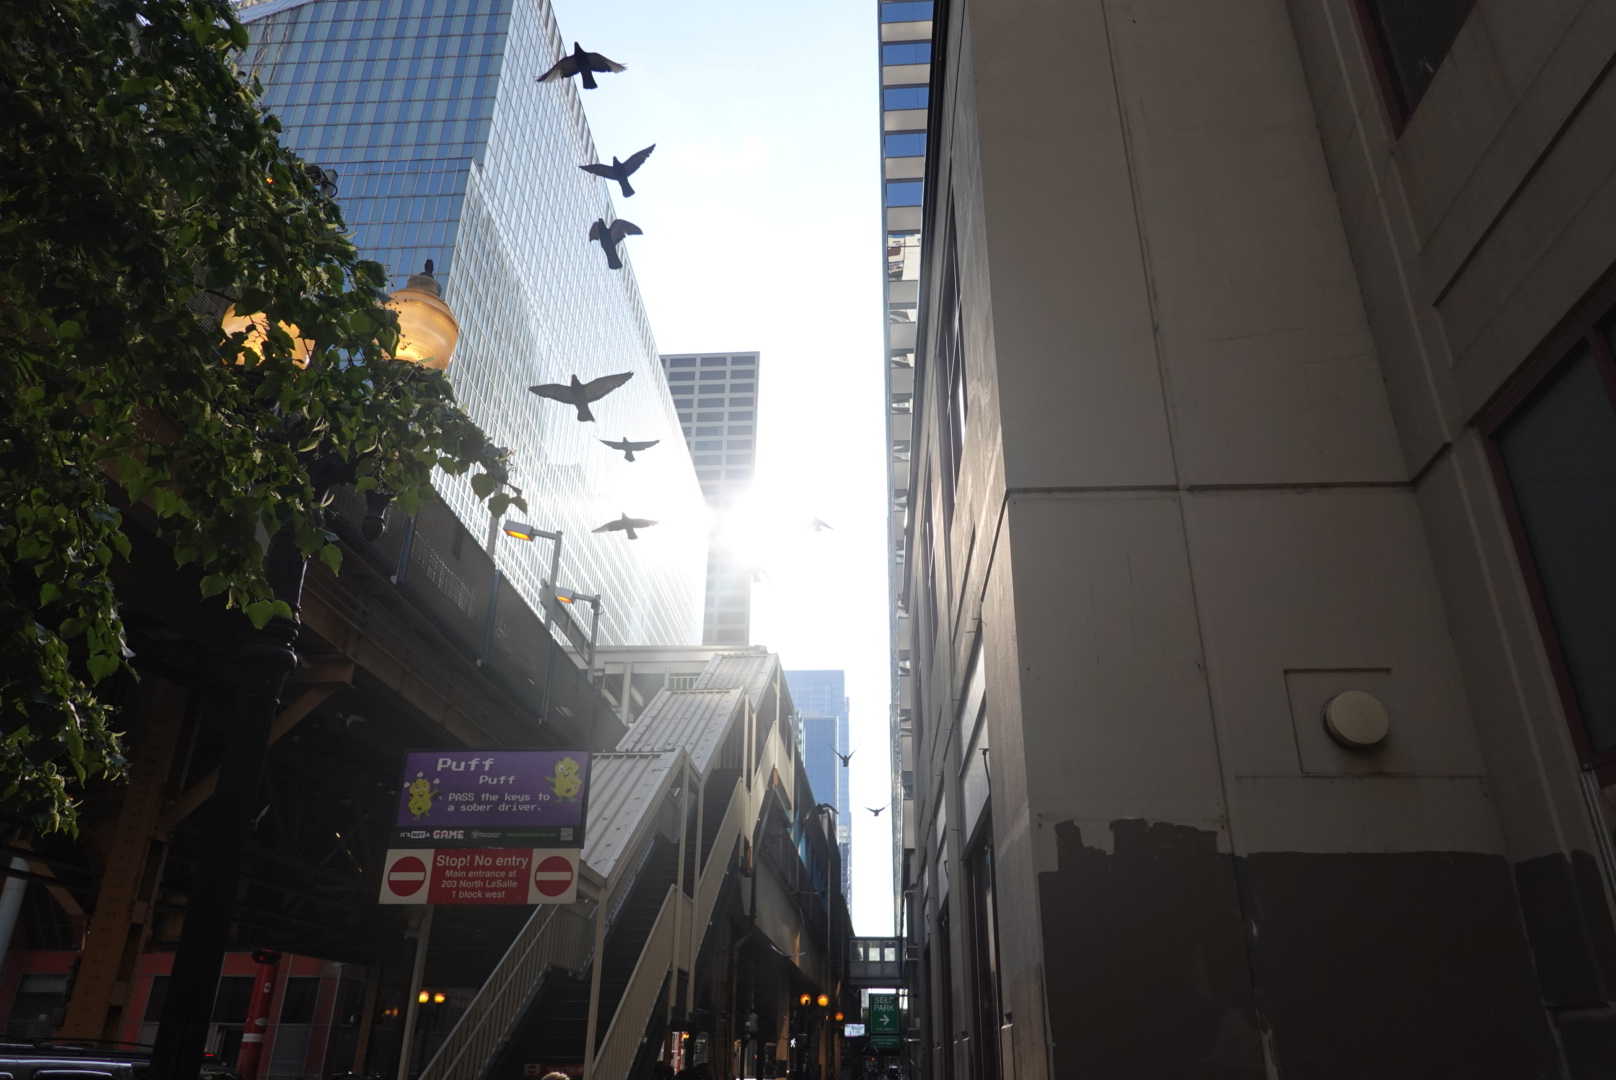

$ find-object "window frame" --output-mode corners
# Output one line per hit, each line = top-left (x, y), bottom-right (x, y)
(1348, 0), (1475, 136)
(1478, 270), (1616, 782)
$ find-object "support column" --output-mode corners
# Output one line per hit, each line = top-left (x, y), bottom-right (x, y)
(711, 918), (733, 1080)
(59, 676), (190, 1041)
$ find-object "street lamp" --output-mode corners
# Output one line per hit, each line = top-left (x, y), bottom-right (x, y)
(500, 521), (563, 720)
(553, 586), (602, 682)
(387, 261), (460, 370)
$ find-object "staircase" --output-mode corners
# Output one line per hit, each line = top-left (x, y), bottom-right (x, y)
(484, 838), (680, 1073)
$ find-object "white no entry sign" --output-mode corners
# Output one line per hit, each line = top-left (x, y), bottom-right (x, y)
(530, 853), (577, 901)
(382, 850), (431, 902)
(379, 848), (579, 905)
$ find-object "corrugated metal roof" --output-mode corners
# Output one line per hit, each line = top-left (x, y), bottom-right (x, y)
(695, 651), (777, 710)
(582, 751), (679, 883)
(618, 688), (742, 774)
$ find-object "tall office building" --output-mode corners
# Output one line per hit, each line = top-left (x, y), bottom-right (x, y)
(786, 670), (852, 904)
(878, 0), (934, 937)
(660, 351), (761, 645)
(899, 0), (1616, 1076)
(239, 0), (706, 646)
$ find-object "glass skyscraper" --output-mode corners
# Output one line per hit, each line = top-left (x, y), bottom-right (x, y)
(238, 0), (705, 646)
(785, 670), (851, 904)
(659, 350), (760, 645)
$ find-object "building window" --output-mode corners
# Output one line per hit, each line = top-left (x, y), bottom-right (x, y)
(885, 132), (926, 158)
(1353, 0), (1476, 125)
(700, 356), (729, 366)
(1480, 291), (1616, 772)
(887, 181), (924, 207)
(881, 1), (934, 22)
(882, 42), (932, 66)
(669, 357), (696, 367)
(885, 86), (930, 111)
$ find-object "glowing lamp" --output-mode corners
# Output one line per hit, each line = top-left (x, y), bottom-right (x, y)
(387, 261), (459, 370)
(817, 994), (830, 1008)
(835, 1012), (844, 1022)
(799, 994), (811, 1007)
(220, 305), (312, 367)
(433, 992), (447, 1004)
(418, 991), (430, 1004)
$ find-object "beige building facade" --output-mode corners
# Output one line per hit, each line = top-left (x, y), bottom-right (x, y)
(898, 1), (1616, 1077)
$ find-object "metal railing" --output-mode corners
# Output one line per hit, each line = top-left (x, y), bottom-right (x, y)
(590, 886), (680, 1080)
(416, 900), (595, 1080)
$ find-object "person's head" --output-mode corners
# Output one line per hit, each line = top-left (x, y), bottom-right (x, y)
(542, 1072), (572, 1080)
(653, 1064), (675, 1080)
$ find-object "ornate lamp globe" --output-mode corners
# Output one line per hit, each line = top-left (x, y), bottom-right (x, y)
(219, 306), (313, 367)
(387, 260), (459, 370)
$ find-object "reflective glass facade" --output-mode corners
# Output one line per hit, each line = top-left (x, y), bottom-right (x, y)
(240, 0), (705, 646)
(785, 670), (851, 902)
(658, 350), (760, 645)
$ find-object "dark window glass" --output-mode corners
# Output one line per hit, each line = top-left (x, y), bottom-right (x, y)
(669, 357), (696, 367)
(885, 132), (926, 158)
(886, 181), (924, 207)
(1361, 0), (1476, 116)
(882, 42), (932, 65)
(212, 976), (254, 1024)
(144, 976), (169, 1022)
(885, 86), (930, 110)
(881, 1), (934, 22)
(1497, 347), (1616, 753)
(279, 977), (321, 1023)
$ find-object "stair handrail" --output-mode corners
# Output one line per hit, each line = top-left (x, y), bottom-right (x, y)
(417, 899), (595, 1080)
(589, 884), (680, 1080)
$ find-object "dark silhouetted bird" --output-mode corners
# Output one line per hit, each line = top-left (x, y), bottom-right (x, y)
(536, 42), (626, 90)
(580, 145), (655, 198)
(529, 372), (634, 422)
(600, 436), (659, 462)
(810, 518), (834, 532)
(832, 744), (858, 767)
(866, 805), (886, 817)
(588, 218), (643, 270)
(593, 512), (658, 540)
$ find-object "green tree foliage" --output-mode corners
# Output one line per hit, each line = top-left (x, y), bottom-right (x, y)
(0, 0), (523, 832)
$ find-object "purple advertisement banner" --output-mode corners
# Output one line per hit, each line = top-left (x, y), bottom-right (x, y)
(392, 749), (590, 849)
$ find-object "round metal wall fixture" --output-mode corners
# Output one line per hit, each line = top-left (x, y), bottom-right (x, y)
(1323, 690), (1390, 748)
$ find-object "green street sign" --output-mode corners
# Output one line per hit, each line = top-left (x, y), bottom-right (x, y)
(869, 993), (899, 1036)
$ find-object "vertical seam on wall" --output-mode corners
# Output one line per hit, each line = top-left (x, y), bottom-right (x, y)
(1320, 0), (1579, 861)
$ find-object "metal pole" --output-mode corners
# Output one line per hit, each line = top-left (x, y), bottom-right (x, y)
(151, 526), (305, 1080)
(396, 905), (435, 1080)
(540, 533), (563, 722)
(582, 895), (608, 1080)
(586, 599), (600, 683)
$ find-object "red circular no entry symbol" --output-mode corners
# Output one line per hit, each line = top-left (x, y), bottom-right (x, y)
(387, 855), (428, 897)
(533, 855), (574, 897)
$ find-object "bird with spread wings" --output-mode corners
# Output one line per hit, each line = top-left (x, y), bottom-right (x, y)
(865, 805), (886, 817)
(588, 218), (642, 270)
(581, 145), (656, 198)
(536, 42), (626, 90)
(528, 372), (633, 422)
(593, 512), (658, 541)
(600, 436), (659, 462)
(832, 744), (858, 767)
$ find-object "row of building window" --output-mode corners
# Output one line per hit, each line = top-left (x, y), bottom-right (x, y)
(882, 42), (932, 66)
(884, 86), (929, 111)
(665, 355), (757, 368)
(880, 1), (934, 22)
(678, 411), (755, 422)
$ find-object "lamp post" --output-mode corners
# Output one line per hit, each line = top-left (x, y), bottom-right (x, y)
(151, 263), (460, 1080)
(552, 586), (602, 682)
(500, 521), (564, 720)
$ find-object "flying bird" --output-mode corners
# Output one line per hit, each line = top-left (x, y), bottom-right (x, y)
(865, 805), (886, 817)
(529, 372), (634, 422)
(536, 42), (626, 90)
(594, 512), (658, 540)
(580, 144), (656, 198)
(588, 218), (643, 270)
(831, 744), (858, 767)
(600, 436), (659, 462)
(810, 518), (834, 532)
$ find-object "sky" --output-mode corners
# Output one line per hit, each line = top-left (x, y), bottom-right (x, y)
(545, 0), (897, 933)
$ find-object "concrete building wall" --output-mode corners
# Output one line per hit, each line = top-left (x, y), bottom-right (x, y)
(903, 0), (1616, 1076)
